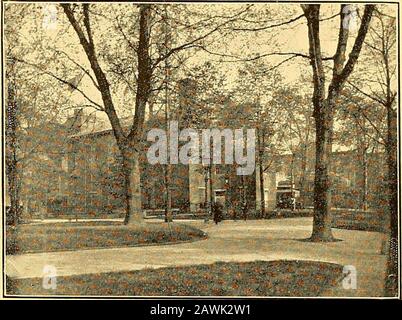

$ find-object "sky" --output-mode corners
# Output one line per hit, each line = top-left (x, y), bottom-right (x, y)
(4, 2), (398, 152)
(29, 3), (369, 103)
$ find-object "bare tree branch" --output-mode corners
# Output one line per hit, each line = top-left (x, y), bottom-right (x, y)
(10, 56), (104, 111)
(335, 5), (376, 89)
(55, 49), (100, 91)
(346, 79), (387, 106)
(62, 3), (127, 147)
(152, 5), (252, 69)
(232, 13), (305, 31)
(115, 15), (138, 54)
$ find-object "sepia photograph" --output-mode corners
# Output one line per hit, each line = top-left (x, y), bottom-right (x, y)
(1, 0), (400, 302)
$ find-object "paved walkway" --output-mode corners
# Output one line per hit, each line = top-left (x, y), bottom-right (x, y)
(6, 217), (387, 297)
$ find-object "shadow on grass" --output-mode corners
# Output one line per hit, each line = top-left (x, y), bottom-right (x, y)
(7, 260), (344, 297)
(6, 222), (207, 254)
(297, 237), (343, 243)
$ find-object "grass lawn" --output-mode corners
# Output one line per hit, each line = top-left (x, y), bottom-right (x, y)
(7, 260), (344, 296)
(6, 221), (206, 254)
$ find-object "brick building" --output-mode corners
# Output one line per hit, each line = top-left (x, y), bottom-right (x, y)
(272, 146), (386, 209)
(66, 115), (267, 217)
(65, 110), (386, 217)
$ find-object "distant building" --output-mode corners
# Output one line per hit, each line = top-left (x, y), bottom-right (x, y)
(271, 147), (386, 209)
(22, 80), (387, 218)
(17, 109), (82, 218)
(63, 110), (386, 218)
(66, 116), (269, 217)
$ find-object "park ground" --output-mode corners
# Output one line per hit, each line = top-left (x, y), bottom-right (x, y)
(6, 217), (387, 297)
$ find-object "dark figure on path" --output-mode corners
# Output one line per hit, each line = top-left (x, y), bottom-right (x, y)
(241, 201), (248, 221)
(230, 208), (237, 221)
(212, 202), (224, 225)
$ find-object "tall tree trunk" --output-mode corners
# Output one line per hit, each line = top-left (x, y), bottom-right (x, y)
(385, 106), (398, 296)
(209, 164), (213, 217)
(163, 4), (172, 223)
(122, 150), (143, 224)
(311, 106), (335, 241)
(303, 4), (374, 241)
(163, 97), (172, 222)
(241, 175), (248, 221)
(299, 142), (308, 207)
(303, 5), (334, 241)
(257, 127), (265, 218)
(120, 5), (152, 224)
(290, 152), (296, 210)
(6, 160), (21, 226)
(164, 163), (172, 222)
(362, 151), (368, 210)
(63, 4), (153, 225)
(6, 60), (21, 226)
(204, 169), (208, 216)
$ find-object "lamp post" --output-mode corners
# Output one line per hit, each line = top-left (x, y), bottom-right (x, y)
(203, 165), (210, 222)
(224, 175), (229, 218)
(240, 175), (248, 220)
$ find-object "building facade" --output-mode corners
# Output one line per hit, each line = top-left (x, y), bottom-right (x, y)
(65, 114), (386, 217)
(66, 123), (269, 217)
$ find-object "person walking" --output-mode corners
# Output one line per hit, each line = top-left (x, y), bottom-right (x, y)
(212, 202), (223, 225)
